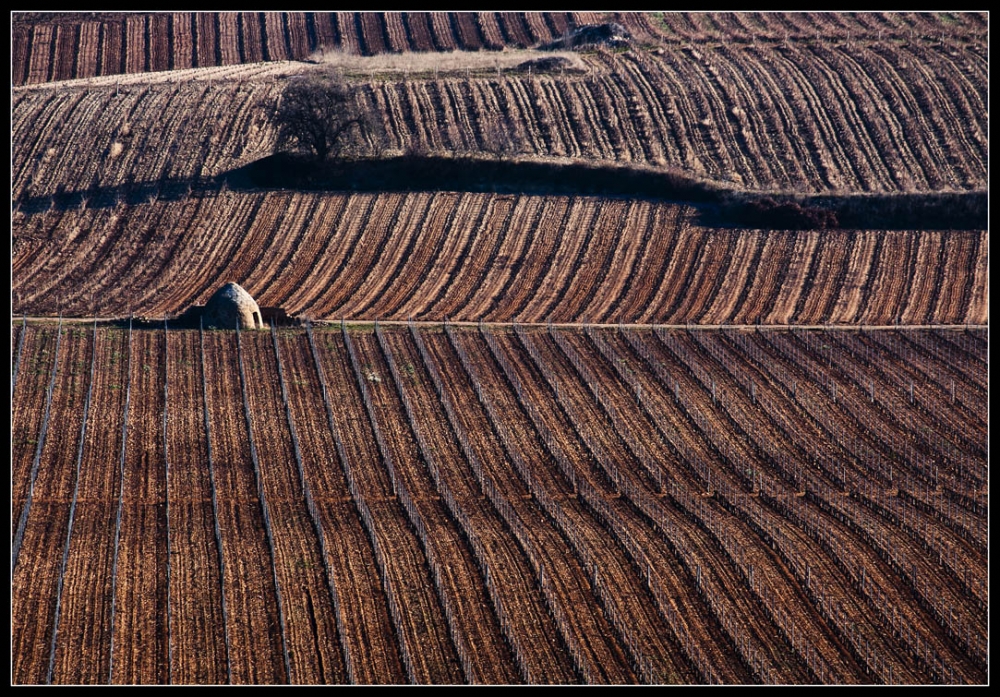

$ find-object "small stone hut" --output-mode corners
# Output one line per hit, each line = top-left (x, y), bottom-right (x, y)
(203, 282), (263, 330)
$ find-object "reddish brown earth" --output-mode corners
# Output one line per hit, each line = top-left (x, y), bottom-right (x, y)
(10, 323), (988, 684)
(11, 194), (989, 325)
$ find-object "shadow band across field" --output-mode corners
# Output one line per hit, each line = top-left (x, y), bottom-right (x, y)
(230, 154), (988, 231)
(16, 153), (987, 231)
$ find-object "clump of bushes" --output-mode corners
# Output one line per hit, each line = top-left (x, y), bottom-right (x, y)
(737, 197), (839, 229)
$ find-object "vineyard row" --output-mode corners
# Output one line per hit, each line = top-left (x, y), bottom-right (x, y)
(12, 193), (989, 326)
(11, 323), (987, 684)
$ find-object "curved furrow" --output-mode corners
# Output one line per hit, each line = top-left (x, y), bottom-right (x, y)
(611, 53), (684, 165)
(690, 331), (987, 673)
(392, 81), (432, 152)
(460, 197), (545, 321)
(121, 196), (211, 314)
(619, 205), (685, 324)
(414, 81), (461, 152)
(521, 12), (555, 44)
(440, 80), (480, 152)
(580, 200), (652, 323)
(399, 325), (579, 682)
(17, 89), (94, 197)
(897, 41), (987, 186)
(596, 56), (663, 164)
(815, 231), (859, 325)
(154, 192), (267, 314)
(382, 12), (411, 53)
(428, 13), (459, 52)
(786, 231), (835, 324)
(321, 193), (408, 319)
(364, 329), (521, 682)
(629, 327), (913, 681)
(403, 194), (490, 320)
(645, 225), (708, 323)
(769, 331), (986, 537)
(829, 331), (987, 461)
(401, 12), (435, 52)
(429, 196), (518, 320)
(11, 209), (77, 310)
(602, 328), (865, 682)
(11, 91), (62, 192)
(538, 78), (585, 159)
(486, 197), (568, 322)
(520, 198), (601, 323)
(903, 330), (988, 406)
(852, 232), (908, 326)
(280, 194), (376, 316)
(476, 13), (506, 51)
(700, 232), (765, 324)
(730, 233), (792, 325)
(366, 193), (462, 319)
(559, 200), (632, 322)
(694, 49), (775, 188)
(814, 44), (927, 190)
(898, 232), (944, 325)
(823, 231), (879, 324)
(65, 200), (195, 316)
(314, 327), (463, 682)
(593, 203), (683, 322)
(256, 195), (337, 308)
(647, 330), (940, 683)
(446, 327), (636, 684)
(386, 193), (481, 320)
(509, 78), (560, 156)
(721, 329), (987, 595)
(498, 13), (533, 47)
(960, 231), (989, 326)
(643, 51), (718, 178)
(530, 328), (799, 682)
(583, 75), (636, 162)
(710, 46), (805, 189)
(929, 232), (981, 326)
(670, 233), (737, 324)
(452, 13), (484, 51)
(604, 63), (665, 163)
(521, 195), (613, 320)
(859, 43), (956, 189)
(795, 42), (899, 190)
(346, 192), (437, 318)
(573, 326), (848, 682)
(287, 329), (408, 683)
(749, 44), (864, 191)
(418, 328), (592, 682)
(673, 49), (749, 185)
(500, 77), (556, 156)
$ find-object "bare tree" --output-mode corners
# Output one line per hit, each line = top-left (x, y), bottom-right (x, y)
(271, 73), (384, 162)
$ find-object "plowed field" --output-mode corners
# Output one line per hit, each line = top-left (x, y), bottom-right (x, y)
(10, 323), (988, 684)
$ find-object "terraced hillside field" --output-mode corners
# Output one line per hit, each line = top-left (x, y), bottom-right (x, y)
(11, 322), (988, 684)
(13, 12), (986, 87)
(11, 192), (989, 325)
(12, 32), (987, 198)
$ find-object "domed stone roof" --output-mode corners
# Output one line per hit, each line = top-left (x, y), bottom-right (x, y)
(203, 282), (263, 330)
